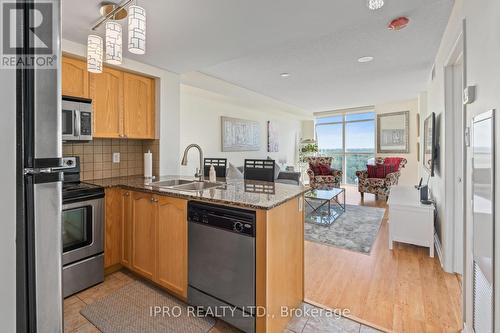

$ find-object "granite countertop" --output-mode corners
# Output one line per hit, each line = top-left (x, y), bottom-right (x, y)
(87, 175), (310, 210)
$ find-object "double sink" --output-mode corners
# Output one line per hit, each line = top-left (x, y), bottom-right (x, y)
(149, 179), (225, 192)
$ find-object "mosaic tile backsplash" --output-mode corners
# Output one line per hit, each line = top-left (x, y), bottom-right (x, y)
(63, 139), (159, 181)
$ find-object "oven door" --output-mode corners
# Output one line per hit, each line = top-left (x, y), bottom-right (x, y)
(62, 197), (104, 266)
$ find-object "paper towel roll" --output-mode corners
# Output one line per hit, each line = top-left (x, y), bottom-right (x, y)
(144, 150), (153, 178)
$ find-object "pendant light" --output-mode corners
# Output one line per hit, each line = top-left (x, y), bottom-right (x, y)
(128, 4), (146, 54)
(87, 35), (103, 73)
(105, 20), (122, 64)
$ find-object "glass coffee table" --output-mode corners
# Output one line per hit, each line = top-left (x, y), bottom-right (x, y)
(304, 187), (346, 225)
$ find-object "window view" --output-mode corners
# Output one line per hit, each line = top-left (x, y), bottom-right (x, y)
(315, 112), (375, 184)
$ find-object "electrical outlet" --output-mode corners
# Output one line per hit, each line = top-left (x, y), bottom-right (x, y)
(113, 152), (120, 163)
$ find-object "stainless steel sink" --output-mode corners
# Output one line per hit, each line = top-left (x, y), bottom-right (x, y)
(148, 179), (224, 192)
(149, 179), (193, 187)
(171, 181), (224, 192)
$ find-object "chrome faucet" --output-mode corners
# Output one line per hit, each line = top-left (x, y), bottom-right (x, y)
(181, 144), (204, 181)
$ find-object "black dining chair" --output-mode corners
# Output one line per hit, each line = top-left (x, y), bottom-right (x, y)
(243, 159), (275, 182)
(203, 158), (227, 178)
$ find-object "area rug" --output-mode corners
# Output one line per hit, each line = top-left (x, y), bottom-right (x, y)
(80, 281), (216, 333)
(304, 204), (385, 254)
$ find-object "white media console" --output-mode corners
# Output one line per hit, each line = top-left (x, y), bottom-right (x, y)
(388, 186), (436, 257)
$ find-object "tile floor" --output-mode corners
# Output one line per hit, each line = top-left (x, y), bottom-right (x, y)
(284, 303), (383, 333)
(64, 270), (382, 333)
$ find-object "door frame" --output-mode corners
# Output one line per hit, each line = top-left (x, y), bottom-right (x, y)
(443, 30), (466, 276)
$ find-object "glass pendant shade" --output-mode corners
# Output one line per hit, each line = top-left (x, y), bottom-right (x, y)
(128, 5), (146, 54)
(87, 35), (103, 73)
(367, 0), (384, 10)
(105, 21), (122, 64)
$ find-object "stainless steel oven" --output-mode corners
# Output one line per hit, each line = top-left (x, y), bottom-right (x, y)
(61, 157), (105, 297)
(62, 96), (93, 141)
(62, 198), (103, 266)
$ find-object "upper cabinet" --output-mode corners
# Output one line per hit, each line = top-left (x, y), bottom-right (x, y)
(62, 55), (156, 139)
(123, 73), (155, 139)
(62, 56), (89, 98)
(90, 67), (123, 138)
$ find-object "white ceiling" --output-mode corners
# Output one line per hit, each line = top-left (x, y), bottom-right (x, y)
(62, 0), (454, 113)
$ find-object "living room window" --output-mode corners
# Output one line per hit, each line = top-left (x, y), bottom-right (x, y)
(315, 112), (375, 184)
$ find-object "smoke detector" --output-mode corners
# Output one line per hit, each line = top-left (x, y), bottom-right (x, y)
(388, 17), (410, 31)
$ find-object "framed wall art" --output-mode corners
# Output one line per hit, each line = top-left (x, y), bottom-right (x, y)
(377, 111), (410, 153)
(221, 116), (260, 152)
(267, 121), (279, 152)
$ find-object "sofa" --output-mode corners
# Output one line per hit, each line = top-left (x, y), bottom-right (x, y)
(306, 156), (343, 188)
(232, 166), (301, 185)
(355, 157), (407, 200)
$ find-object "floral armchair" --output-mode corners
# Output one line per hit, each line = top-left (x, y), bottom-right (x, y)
(355, 157), (407, 200)
(306, 156), (343, 188)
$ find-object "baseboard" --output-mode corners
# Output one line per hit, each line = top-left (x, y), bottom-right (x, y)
(434, 232), (444, 267)
(104, 263), (123, 275)
(303, 298), (393, 333)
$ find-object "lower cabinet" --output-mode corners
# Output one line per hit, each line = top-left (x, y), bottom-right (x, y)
(104, 189), (188, 298)
(155, 196), (188, 298)
(104, 188), (122, 269)
(131, 191), (156, 280)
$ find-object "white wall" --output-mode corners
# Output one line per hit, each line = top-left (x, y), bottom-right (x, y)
(0, 64), (17, 331)
(62, 39), (181, 174)
(375, 98), (420, 186)
(424, 0), (500, 330)
(422, 1), (465, 274)
(179, 84), (304, 176)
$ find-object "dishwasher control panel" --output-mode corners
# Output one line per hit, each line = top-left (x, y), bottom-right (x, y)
(188, 201), (256, 237)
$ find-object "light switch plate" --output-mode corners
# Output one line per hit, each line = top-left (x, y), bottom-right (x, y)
(113, 152), (120, 163)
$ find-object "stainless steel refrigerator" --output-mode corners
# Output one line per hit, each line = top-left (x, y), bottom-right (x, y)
(15, 0), (63, 331)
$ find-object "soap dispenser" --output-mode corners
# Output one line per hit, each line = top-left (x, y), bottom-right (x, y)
(209, 164), (216, 183)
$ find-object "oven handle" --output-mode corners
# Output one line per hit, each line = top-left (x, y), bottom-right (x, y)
(63, 192), (104, 205)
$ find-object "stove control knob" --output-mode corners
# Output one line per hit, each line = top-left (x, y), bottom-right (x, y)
(233, 222), (243, 232)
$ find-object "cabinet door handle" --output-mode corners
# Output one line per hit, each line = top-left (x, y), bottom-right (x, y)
(124, 192), (129, 196)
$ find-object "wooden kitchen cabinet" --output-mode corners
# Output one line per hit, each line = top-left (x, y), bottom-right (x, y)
(90, 67), (123, 138)
(62, 56), (89, 98)
(123, 72), (155, 139)
(120, 190), (132, 268)
(62, 55), (156, 140)
(104, 188), (122, 269)
(130, 191), (156, 280)
(155, 196), (188, 298)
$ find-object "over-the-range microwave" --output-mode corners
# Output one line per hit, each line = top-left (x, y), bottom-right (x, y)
(62, 96), (93, 141)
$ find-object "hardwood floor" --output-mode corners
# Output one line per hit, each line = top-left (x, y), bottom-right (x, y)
(304, 185), (463, 333)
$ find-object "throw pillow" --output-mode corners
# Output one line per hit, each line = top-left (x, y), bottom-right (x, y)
(383, 157), (403, 171)
(367, 164), (389, 178)
(227, 162), (244, 180)
(317, 163), (331, 175)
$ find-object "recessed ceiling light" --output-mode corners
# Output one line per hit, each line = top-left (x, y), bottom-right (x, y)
(280, 73), (290, 78)
(367, 0), (384, 10)
(358, 56), (374, 63)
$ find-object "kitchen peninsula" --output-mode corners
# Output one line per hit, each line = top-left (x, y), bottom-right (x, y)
(90, 176), (308, 333)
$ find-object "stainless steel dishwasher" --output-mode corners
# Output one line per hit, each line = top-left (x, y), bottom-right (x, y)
(188, 201), (256, 333)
